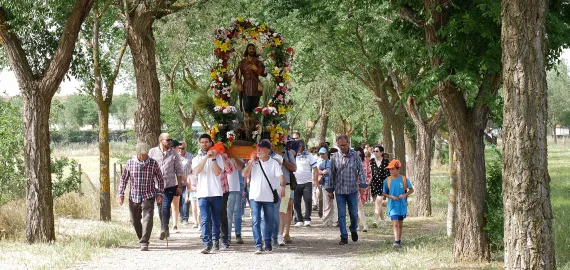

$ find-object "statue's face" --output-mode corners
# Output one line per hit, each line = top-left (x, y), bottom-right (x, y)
(248, 46), (256, 56)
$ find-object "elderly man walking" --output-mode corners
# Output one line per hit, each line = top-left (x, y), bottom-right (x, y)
(118, 143), (164, 251)
(148, 133), (184, 240)
(325, 135), (366, 245)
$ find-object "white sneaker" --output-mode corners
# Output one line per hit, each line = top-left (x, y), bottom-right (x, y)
(304, 221), (311, 227)
(278, 235), (285, 246)
(294, 222), (303, 227)
(381, 220), (387, 226)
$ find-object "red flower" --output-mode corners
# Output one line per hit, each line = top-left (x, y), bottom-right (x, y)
(269, 52), (275, 58)
(231, 48), (236, 52)
(255, 107), (263, 113)
(228, 136), (234, 142)
(221, 94), (226, 99)
(224, 73), (228, 78)
(286, 47), (293, 52)
(276, 77), (282, 83)
(223, 62), (229, 67)
(262, 108), (270, 115)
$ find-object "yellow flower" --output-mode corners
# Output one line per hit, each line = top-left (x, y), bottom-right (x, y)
(214, 40), (222, 48)
(283, 73), (290, 81)
(210, 71), (218, 80)
(272, 69), (280, 77)
(273, 38), (282, 46)
(266, 43), (272, 48)
(219, 41), (230, 52)
(259, 24), (266, 32)
(250, 31), (258, 38)
(214, 98), (229, 107)
(218, 67), (227, 73)
(237, 17), (244, 22)
(239, 27), (244, 33)
(278, 106), (286, 115)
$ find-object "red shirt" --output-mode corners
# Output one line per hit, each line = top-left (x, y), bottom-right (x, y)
(119, 157), (164, 203)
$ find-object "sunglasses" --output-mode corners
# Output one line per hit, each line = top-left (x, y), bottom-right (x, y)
(374, 150), (380, 153)
(179, 148), (185, 150)
(165, 139), (173, 142)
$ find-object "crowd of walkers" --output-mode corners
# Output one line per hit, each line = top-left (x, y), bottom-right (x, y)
(118, 132), (414, 253)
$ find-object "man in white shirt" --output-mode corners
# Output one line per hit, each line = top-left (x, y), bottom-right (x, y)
(191, 134), (224, 254)
(242, 141), (286, 254)
(293, 140), (318, 227)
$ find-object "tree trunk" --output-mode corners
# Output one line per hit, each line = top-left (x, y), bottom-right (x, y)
(432, 132), (443, 168)
(23, 93), (56, 242)
(98, 106), (111, 221)
(316, 106), (329, 144)
(381, 110), (394, 156)
(127, 5), (161, 146)
(501, 0), (555, 268)
(92, 14), (111, 222)
(0, 0), (95, 243)
(392, 110), (407, 174)
(411, 126), (432, 216)
(450, 126), (490, 261)
(447, 136), (457, 237)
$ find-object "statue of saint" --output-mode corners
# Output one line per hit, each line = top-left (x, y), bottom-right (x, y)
(235, 43), (267, 138)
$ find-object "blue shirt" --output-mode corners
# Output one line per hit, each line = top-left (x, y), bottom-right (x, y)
(383, 175), (413, 216)
(318, 159), (331, 186)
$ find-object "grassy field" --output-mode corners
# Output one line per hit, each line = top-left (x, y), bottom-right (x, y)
(0, 142), (568, 269)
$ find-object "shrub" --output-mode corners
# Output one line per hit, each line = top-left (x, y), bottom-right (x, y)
(484, 146), (504, 252)
(51, 158), (81, 197)
(0, 100), (26, 205)
(54, 192), (98, 219)
(0, 199), (25, 240)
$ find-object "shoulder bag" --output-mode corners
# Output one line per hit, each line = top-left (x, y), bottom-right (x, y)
(259, 162), (279, 204)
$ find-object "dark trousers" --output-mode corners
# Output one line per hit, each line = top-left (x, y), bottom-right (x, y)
(220, 192), (229, 242)
(129, 199), (155, 246)
(158, 186), (177, 231)
(294, 182), (313, 222)
(179, 185), (190, 222)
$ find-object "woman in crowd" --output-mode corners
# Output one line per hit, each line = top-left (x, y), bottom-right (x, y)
(354, 147), (372, 232)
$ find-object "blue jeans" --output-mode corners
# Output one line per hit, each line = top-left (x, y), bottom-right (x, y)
(158, 186), (177, 231)
(199, 196), (223, 248)
(335, 192), (359, 239)
(179, 185), (189, 222)
(227, 191), (242, 240)
(261, 197), (281, 240)
(250, 199), (274, 249)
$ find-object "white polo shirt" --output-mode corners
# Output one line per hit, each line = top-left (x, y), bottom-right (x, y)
(227, 159), (243, 192)
(249, 158), (283, 202)
(192, 154), (225, 198)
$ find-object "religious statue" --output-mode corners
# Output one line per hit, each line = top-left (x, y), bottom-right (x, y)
(235, 43), (267, 138)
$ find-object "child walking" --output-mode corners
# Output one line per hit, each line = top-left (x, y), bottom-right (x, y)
(382, 160), (414, 248)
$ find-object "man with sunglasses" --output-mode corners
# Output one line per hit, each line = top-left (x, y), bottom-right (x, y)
(148, 133), (184, 241)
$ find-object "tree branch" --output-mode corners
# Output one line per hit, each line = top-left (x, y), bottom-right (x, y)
(104, 38), (128, 103)
(355, 24), (370, 59)
(400, 5), (424, 27)
(0, 7), (36, 84)
(41, 0), (96, 96)
(156, 0), (207, 19)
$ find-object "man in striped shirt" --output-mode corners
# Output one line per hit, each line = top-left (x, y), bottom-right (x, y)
(325, 135), (366, 245)
(118, 143), (164, 251)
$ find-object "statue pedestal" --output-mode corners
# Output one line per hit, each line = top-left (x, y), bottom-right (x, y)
(226, 140), (256, 158)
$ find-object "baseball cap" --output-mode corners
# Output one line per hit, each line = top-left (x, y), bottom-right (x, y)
(385, 159), (401, 170)
(257, 140), (272, 149)
(171, 140), (182, 148)
(318, 147), (327, 154)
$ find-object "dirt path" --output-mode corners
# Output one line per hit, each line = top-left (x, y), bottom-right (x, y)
(74, 206), (396, 270)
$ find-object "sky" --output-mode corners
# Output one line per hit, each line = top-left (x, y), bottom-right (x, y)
(1, 49), (569, 97)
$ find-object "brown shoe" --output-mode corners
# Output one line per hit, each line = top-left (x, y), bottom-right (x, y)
(284, 234), (292, 244)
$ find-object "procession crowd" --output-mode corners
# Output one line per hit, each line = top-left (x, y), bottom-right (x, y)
(118, 131), (414, 254)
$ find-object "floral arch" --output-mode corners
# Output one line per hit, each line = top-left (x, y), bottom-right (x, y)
(207, 17), (295, 148)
